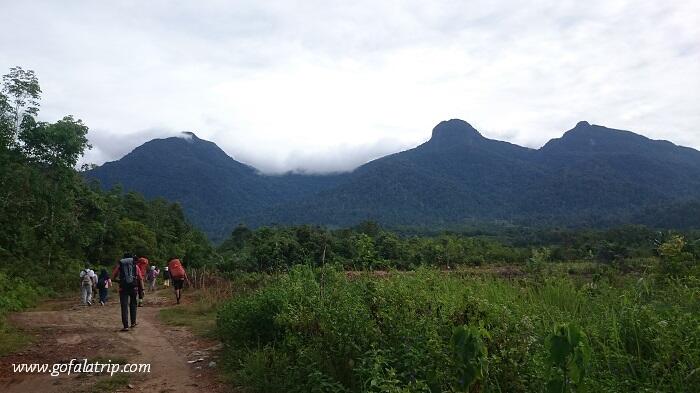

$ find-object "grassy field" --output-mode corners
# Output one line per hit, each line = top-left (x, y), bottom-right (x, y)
(0, 324), (33, 357)
(159, 291), (220, 339)
(214, 265), (700, 392)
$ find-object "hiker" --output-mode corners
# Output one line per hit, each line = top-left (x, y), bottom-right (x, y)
(136, 255), (149, 307)
(147, 265), (159, 292)
(112, 252), (143, 331)
(163, 266), (171, 288)
(89, 266), (98, 303)
(167, 257), (189, 304)
(79, 265), (96, 305)
(96, 268), (111, 305)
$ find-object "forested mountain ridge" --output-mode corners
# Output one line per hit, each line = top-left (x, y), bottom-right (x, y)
(90, 132), (344, 239)
(86, 119), (700, 240)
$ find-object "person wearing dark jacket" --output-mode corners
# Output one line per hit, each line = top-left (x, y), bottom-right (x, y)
(97, 269), (111, 305)
(112, 253), (144, 331)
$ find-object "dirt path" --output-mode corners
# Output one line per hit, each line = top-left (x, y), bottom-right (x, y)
(0, 289), (227, 393)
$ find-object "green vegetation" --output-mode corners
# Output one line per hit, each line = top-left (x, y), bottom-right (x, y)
(159, 270), (273, 338)
(88, 374), (130, 393)
(3, 65), (700, 392)
(0, 67), (212, 336)
(159, 293), (219, 338)
(217, 266), (700, 392)
(215, 222), (700, 274)
(0, 323), (32, 357)
(0, 271), (41, 355)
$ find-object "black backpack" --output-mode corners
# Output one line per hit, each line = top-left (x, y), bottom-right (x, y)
(97, 275), (106, 289)
(119, 258), (136, 286)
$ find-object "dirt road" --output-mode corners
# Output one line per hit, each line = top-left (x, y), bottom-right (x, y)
(0, 290), (227, 393)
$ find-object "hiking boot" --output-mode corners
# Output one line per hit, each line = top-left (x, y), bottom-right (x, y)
(130, 323), (138, 328)
(120, 327), (129, 332)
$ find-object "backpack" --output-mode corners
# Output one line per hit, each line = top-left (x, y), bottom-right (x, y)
(147, 269), (156, 281)
(168, 259), (185, 280)
(97, 276), (106, 289)
(136, 258), (149, 276)
(81, 270), (92, 286)
(119, 258), (136, 286)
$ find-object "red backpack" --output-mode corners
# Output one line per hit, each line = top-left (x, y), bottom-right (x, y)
(168, 259), (185, 280)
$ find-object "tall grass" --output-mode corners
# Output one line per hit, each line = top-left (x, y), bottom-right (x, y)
(217, 266), (700, 392)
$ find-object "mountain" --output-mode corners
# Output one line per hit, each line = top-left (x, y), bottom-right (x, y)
(531, 121), (700, 218)
(87, 132), (342, 240)
(86, 120), (700, 240)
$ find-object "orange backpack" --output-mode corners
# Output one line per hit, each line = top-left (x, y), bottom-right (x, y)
(168, 259), (185, 280)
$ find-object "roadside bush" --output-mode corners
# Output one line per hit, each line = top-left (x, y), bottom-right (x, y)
(0, 271), (42, 317)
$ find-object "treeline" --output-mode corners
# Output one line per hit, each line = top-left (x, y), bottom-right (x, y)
(216, 221), (700, 272)
(0, 67), (211, 305)
(217, 222), (527, 271)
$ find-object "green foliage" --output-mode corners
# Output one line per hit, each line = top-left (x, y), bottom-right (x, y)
(217, 268), (700, 392)
(20, 115), (90, 168)
(216, 222), (699, 275)
(0, 66), (214, 324)
(545, 323), (591, 393)
(217, 222), (529, 272)
(114, 218), (157, 257)
(0, 271), (42, 356)
(351, 233), (378, 269)
(0, 272), (42, 315)
(0, 66), (41, 148)
(527, 247), (551, 274)
(657, 234), (695, 276)
(451, 325), (490, 392)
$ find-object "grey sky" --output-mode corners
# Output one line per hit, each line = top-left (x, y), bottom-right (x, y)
(1, 0), (698, 174)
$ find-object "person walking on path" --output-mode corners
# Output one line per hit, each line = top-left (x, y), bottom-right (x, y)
(89, 267), (98, 304)
(136, 256), (149, 307)
(96, 268), (111, 305)
(112, 253), (143, 331)
(163, 266), (171, 288)
(79, 265), (96, 306)
(167, 257), (189, 305)
(147, 266), (159, 292)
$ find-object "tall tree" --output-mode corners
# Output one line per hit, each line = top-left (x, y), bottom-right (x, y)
(0, 66), (41, 149)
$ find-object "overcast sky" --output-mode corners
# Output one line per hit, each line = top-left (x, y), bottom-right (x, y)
(1, 0), (698, 174)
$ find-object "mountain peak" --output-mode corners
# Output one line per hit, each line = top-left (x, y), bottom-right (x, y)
(428, 119), (483, 147)
(541, 122), (680, 155)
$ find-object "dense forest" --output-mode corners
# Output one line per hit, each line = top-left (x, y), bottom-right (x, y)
(213, 221), (700, 273)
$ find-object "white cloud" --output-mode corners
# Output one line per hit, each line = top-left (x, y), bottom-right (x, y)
(1, 0), (698, 173)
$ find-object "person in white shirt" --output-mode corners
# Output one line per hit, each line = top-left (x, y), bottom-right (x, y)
(79, 266), (97, 305)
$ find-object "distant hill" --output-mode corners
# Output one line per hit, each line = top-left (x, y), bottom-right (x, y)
(86, 132), (342, 240)
(86, 120), (700, 240)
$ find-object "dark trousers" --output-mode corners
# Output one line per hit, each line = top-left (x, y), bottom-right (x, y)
(99, 287), (108, 303)
(119, 286), (137, 328)
(138, 282), (144, 299)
